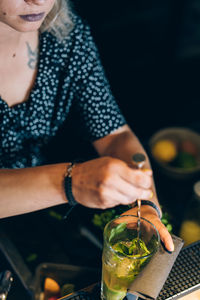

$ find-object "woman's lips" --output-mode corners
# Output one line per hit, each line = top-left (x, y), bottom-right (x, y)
(19, 12), (45, 22)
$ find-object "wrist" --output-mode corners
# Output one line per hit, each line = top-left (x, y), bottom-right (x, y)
(64, 162), (78, 207)
(149, 195), (162, 219)
(140, 205), (159, 217)
(126, 205), (158, 217)
(132, 200), (162, 219)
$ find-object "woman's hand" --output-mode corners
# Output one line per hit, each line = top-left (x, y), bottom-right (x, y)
(71, 157), (153, 209)
(121, 205), (174, 252)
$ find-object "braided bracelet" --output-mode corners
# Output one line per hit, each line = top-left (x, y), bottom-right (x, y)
(64, 162), (78, 207)
(63, 162), (78, 220)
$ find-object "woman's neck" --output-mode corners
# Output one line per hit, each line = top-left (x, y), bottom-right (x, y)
(0, 22), (38, 59)
(0, 23), (39, 107)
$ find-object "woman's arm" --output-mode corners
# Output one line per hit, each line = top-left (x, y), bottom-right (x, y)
(0, 164), (68, 218)
(0, 126), (160, 224)
(93, 124), (161, 216)
(93, 124), (174, 252)
(0, 157), (153, 219)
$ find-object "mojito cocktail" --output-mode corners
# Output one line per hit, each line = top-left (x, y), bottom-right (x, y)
(101, 215), (160, 300)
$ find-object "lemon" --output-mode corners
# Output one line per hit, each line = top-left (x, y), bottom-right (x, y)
(44, 277), (60, 299)
(152, 139), (177, 162)
(179, 221), (200, 246)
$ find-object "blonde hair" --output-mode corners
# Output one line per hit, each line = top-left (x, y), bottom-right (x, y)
(40, 0), (74, 40)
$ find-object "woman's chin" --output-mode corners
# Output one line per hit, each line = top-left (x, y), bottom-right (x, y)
(17, 26), (41, 33)
(5, 20), (43, 33)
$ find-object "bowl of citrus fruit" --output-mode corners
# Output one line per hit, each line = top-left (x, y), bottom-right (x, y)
(149, 127), (200, 180)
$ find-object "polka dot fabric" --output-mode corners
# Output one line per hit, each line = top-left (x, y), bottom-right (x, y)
(0, 15), (126, 168)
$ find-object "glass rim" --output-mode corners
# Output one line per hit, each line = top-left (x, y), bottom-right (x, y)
(104, 214), (160, 260)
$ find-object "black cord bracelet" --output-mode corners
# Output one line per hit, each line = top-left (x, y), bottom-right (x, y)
(133, 200), (162, 219)
(64, 175), (77, 206)
(63, 162), (78, 219)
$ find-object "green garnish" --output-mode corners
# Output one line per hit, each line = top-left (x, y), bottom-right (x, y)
(26, 253), (38, 262)
(109, 222), (127, 243)
(92, 206), (173, 234)
(113, 238), (150, 257)
(92, 209), (120, 230)
(48, 210), (62, 221)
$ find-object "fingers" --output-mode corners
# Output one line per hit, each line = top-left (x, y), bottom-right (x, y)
(120, 167), (152, 189)
(101, 170), (153, 207)
(98, 188), (131, 208)
(72, 157), (154, 210)
(93, 176), (153, 209)
(158, 223), (174, 252)
(114, 177), (153, 204)
(150, 218), (174, 252)
(99, 159), (154, 207)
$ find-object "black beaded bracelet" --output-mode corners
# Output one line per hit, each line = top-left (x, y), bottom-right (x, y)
(133, 200), (162, 219)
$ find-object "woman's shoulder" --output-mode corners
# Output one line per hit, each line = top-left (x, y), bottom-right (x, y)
(70, 13), (92, 40)
(38, 13), (97, 73)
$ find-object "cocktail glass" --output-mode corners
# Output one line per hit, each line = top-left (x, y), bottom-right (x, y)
(101, 215), (160, 300)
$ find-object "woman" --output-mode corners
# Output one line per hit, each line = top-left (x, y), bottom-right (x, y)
(0, 0), (174, 252)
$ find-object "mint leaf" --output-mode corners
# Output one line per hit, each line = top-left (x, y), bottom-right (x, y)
(113, 242), (129, 255)
(109, 222), (127, 243)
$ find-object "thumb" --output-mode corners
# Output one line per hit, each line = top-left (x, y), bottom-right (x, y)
(158, 223), (174, 253)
